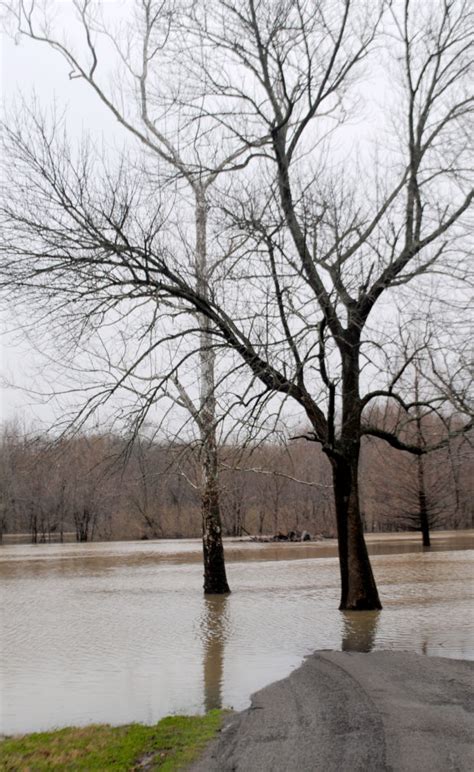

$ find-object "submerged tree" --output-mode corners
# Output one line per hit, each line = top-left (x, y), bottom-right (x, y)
(0, 0), (272, 593)
(363, 346), (473, 546)
(1, 0), (473, 608)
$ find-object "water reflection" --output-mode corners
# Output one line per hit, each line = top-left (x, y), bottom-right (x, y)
(200, 595), (229, 711)
(341, 610), (380, 652)
(1, 536), (472, 735)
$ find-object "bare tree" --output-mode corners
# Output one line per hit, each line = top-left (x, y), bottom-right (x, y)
(361, 405), (471, 542)
(1, 0), (472, 609)
(188, 0), (472, 607)
(362, 312), (473, 543)
(0, 422), (21, 542)
(2, 423), (472, 543)
(0, 0), (270, 593)
(126, 435), (164, 538)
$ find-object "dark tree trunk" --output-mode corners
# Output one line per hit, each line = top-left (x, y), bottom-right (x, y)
(413, 381), (431, 548)
(30, 512), (38, 544)
(201, 486), (230, 595)
(201, 431), (230, 595)
(329, 335), (382, 610)
(417, 454), (431, 547)
(75, 508), (91, 542)
(332, 454), (382, 610)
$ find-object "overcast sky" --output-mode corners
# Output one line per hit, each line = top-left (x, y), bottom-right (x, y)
(1, 1), (461, 433)
(1, 3), (124, 425)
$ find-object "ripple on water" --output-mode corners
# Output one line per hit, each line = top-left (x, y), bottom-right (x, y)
(0, 537), (472, 734)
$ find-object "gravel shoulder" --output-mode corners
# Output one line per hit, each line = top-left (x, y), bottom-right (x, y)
(190, 651), (474, 772)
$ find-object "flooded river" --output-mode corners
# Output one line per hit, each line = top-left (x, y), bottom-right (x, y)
(1, 531), (473, 735)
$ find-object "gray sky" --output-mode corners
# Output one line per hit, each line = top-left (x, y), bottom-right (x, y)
(1, 1), (468, 432)
(1, 3), (124, 424)
(0, 1), (377, 427)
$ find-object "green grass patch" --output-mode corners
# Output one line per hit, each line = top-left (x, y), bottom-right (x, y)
(0, 710), (224, 771)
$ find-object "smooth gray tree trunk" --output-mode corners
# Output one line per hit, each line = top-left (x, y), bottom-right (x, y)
(196, 189), (230, 594)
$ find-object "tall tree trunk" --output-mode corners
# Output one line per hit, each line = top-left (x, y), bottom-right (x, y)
(414, 371), (430, 547)
(196, 189), (230, 595)
(200, 419), (230, 594)
(416, 454), (430, 547)
(30, 511), (38, 544)
(331, 336), (381, 610)
(332, 452), (382, 610)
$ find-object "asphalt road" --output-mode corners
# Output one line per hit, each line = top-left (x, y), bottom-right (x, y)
(190, 651), (474, 772)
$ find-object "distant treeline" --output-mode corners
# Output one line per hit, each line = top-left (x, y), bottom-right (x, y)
(0, 420), (472, 544)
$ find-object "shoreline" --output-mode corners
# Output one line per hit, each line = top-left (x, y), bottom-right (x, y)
(0, 712), (225, 771)
(2, 528), (473, 547)
(191, 650), (474, 772)
(2, 651), (473, 770)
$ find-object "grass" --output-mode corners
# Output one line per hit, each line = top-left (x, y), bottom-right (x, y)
(0, 711), (224, 771)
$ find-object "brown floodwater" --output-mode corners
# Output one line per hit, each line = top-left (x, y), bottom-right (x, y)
(1, 531), (473, 735)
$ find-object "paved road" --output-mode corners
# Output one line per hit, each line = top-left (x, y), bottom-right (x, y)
(190, 651), (474, 772)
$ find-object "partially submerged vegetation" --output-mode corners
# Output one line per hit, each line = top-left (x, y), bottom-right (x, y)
(1, 0), (472, 608)
(0, 711), (224, 771)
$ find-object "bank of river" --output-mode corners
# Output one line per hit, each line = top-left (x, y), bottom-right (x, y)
(191, 651), (474, 772)
(1, 531), (473, 735)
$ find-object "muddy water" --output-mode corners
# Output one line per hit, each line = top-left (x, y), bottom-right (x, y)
(1, 531), (473, 735)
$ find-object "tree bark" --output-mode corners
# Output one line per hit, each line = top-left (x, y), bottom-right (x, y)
(329, 335), (382, 610)
(331, 453), (382, 610)
(200, 420), (230, 594)
(196, 189), (230, 595)
(414, 371), (431, 547)
(416, 454), (431, 548)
